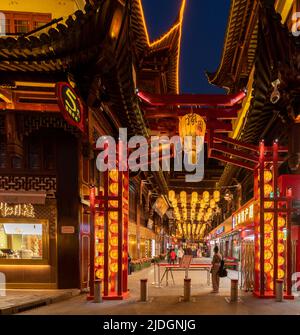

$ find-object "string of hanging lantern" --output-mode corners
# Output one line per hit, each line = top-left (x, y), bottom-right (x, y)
(168, 190), (222, 240)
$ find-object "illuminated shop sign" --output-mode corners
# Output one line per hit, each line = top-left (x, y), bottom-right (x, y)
(56, 82), (85, 133)
(232, 203), (254, 229)
(216, 226), (225, 236)
(153, 196), (169, 218)
(0, 202), (35, 218)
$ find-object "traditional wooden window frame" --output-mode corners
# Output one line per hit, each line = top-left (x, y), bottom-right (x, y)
(0, 10), (52, 35)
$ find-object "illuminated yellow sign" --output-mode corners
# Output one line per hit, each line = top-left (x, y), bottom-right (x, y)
(0, 202), (35, 218)
(232, 203), (254, 229)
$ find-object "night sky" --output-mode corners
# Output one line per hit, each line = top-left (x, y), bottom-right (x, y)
(142, 0), (230, 94)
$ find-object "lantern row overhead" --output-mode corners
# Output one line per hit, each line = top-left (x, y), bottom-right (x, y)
(177, 221), (206, 240)
(168, 190), (221, 224)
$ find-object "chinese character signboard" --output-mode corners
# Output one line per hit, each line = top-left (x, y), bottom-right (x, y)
(232, 202), (254, 229)
(0, 202), (35, 218)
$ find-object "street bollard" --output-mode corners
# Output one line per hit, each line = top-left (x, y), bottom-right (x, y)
(275, 279), (284, 302)
(153, 262), (157, 285)
(184, 278), (191, 302)
(140, 279), (148, 302)
(230, 279), (239, 302)
(94, 279), (102, 303)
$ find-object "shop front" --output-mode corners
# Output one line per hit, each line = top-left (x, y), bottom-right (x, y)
(278, 175), (300, 277)
(207, 200), (256, 290)
(128, 222), (156, 260)
(0, 194), (57, 289)
(207, 217), (232, 258)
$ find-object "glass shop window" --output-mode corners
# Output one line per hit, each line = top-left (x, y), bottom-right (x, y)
(33, 21), (48, 30)
(14, 19), (29, 34)
(232, 235), (241, 260)
(0, 222), (43, 260)
(0, 11), (51, 35)
(0, 15), (9, 35)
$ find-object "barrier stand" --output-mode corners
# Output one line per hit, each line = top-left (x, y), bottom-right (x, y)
(184, 278), (191, 302)
(238, 261), (243, 290)
(140, 279), (148, 302)
(157, 263), (161, 288)
(94, 279), (102, 303)
(152, 262), (157, 285)
(275, 279), (284, 302)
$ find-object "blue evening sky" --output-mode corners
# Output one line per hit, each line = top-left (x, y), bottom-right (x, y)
(142, 0), (230, 94)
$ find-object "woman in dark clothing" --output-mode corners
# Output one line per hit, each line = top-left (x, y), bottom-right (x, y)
(128, 255), (132, 275)
(211, 246), (222, 293)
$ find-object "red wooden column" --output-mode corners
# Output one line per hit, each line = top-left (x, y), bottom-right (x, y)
(122, 171), (129, 294)
(253, 166), (260, 293)
(88, 186), (96, 299)
(259, 140), (265, 297)
(273, 140), (279, 293)
(286, 188), (293, 298)
(103, 172), (109, 297)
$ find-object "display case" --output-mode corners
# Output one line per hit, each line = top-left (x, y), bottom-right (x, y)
(0, 218), (49, 265)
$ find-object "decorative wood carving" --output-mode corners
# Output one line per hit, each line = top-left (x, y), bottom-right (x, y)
(0, 175), (56, 198)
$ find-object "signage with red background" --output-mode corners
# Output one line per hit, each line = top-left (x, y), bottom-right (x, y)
(56, 82), (85, 133)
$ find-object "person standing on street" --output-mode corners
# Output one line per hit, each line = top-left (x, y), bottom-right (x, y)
(211, 246), (222, 293)
(177, 247), (184, 265)
(170, 249), (177, 265)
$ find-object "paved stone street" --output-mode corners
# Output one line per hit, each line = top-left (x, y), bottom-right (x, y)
(0, 289), (80, 315)
(14, 258), (300, 315)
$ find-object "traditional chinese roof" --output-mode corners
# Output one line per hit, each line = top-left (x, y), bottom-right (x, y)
(131, 0), (186, 93)
(0, 2), (112, 73)
(219, 2), (300, 187)
(0, 0), (179, 194)
(206, 0), (259, 91)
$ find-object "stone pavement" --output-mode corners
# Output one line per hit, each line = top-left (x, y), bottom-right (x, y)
(17, 258), (300, 315)
(0, 289), (80, 315)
